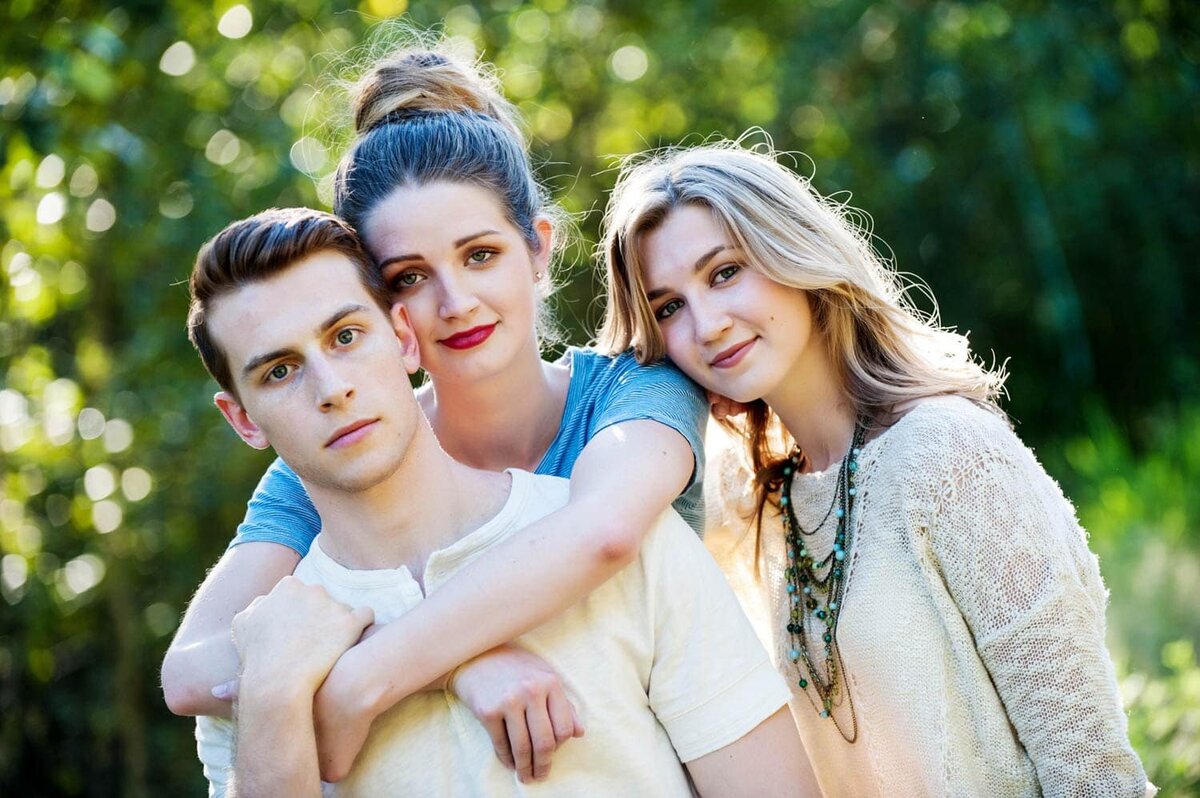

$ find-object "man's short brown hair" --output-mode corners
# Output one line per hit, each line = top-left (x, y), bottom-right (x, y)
(187, 208), (392, 396)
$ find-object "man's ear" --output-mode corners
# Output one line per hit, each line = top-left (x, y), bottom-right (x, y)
(389, 303), (422, 375)
(214, 391), (270, 450)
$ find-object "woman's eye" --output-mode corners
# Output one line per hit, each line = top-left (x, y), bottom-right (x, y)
(336, 328), (357, 346)
(712, 264), (741, 284)
(467, 249), (495, 265)
(655, 298), (684, 321)
(267, 364), (291, 382)
(390, 271), (424, 290)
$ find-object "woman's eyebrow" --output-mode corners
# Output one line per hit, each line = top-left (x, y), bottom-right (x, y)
(644, 244), (731, 300)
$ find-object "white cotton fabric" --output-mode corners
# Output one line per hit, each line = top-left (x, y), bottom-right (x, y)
(705, 397), (1153, 798)
(198, 469), (789, 797)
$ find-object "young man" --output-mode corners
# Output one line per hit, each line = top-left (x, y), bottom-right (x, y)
(186, 208), (816, 796)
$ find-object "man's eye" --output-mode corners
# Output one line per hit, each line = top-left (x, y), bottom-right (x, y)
(267, 364), (291, 382)
(336, 328), (357, 346)
(713, 264), (741, 284)
(655, 298), (684, 321)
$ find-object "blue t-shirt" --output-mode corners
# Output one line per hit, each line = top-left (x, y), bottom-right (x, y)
(230, 347), (708, 554)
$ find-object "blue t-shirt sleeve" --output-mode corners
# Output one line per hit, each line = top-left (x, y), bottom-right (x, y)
(229, 457), (321, 555)
(589, 352), (708, 533)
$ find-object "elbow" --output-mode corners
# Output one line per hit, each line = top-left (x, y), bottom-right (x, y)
(161, 650), (210, 717)
(161, 665), (203, 717)
(590, 522), (642, 570)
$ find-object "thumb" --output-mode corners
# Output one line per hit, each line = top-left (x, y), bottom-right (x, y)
(212, 677), (240, 702)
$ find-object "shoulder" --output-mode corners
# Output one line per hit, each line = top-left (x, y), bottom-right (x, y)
(879, 395), (1022, 474)
(566, 346), (697, 390)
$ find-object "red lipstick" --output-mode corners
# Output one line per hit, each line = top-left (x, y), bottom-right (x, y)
(440, 323), (497, 350)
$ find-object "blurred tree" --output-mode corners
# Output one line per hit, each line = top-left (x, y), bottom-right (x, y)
(0, 0), (1196, 793)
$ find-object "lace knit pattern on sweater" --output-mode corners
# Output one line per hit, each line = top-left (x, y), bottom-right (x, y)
(705, 396), (1151, 798)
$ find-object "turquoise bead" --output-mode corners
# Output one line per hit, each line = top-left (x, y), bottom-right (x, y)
(849, 487), (857, 496)
(829, 601), (838, 610)
(789, 649), (800, 660)
(803, 586), (812, 595)
(820, 710), (830, 718)
(834, 550), (846, 561)
(786, 584), (796, 594)
(848, 462), (857, 472)
(780, 496), (789, 505)
(835, 508), (844, 518)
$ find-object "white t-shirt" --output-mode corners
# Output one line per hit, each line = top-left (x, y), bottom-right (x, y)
(198, 469), (789, 797)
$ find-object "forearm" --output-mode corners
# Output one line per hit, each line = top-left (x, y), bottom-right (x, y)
(162, 630), (242, 718)
(233, 681), (324, 798)
(325, 492), (648, 711)
(983, 603), (1147, 795)
(162, 542), (301, 717)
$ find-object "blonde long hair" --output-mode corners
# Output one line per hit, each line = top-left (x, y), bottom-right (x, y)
(599, 138), (1007, 534)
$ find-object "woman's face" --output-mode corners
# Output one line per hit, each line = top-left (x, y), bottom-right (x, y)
(640, 204), (816, 404)
(361, 181), (550, 384)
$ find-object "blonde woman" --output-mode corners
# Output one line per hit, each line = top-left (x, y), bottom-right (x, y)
(599, 139), (1152, 797)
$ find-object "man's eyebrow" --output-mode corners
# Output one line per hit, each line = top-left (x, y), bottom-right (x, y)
(241, 304), (370, 378)
(644, 245), (731, 301)
(376, 229), (502, 271)
(318, 304), (370, 334)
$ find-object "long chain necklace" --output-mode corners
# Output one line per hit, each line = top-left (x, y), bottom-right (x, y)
(780, 419), (867, 743)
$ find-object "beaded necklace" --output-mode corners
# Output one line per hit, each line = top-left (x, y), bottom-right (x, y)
(781, 419), (867, 743)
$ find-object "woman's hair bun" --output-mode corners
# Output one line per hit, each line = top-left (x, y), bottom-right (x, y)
(352, 47), (525, 148)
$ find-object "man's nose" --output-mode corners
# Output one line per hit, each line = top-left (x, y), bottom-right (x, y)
(313, 359), (355, 411)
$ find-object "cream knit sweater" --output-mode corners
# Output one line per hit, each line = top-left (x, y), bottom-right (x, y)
(706, 397), (1152, 798)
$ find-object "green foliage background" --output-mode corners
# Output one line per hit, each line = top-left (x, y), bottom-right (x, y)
(1, 0), (1196, 793)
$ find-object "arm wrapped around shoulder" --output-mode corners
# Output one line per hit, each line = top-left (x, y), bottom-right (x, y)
(928, 425), (1150, 798)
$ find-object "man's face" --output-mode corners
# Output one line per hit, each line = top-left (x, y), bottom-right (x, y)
(207, 250), (421, 494)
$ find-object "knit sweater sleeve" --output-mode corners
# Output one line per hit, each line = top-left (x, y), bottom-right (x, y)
(926, 419), (1149, 798)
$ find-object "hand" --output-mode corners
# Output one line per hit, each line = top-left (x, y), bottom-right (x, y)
(232, 575), (373, 694)
(448, 644), (584, 783)
(708, 390), (752, 422)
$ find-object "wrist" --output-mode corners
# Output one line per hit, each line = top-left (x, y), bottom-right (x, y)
(321, 645), (390, 719)
(237, 672), (317, 716)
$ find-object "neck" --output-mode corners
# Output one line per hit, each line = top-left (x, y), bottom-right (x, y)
(303, 421), (510, 574)
(764, 338), (858, 473)
(427, 337), (567, 472)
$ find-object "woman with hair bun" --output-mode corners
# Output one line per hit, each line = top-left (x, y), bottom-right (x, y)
(599, 139), (1152, 797)
(164, 46), (816, 792)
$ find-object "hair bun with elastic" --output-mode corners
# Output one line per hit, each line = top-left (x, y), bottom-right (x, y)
(352, 48), (525, 148)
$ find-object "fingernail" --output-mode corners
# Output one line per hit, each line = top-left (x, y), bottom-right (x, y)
(211, 684), (230, 700)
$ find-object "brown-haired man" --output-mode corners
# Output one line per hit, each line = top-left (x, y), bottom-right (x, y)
(185, 208), (816, 796)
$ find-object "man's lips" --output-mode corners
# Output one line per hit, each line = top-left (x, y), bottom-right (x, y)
(710, 337), (758, 369)
(439, 323), (497, 350)
(325, 419), (378, 449)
